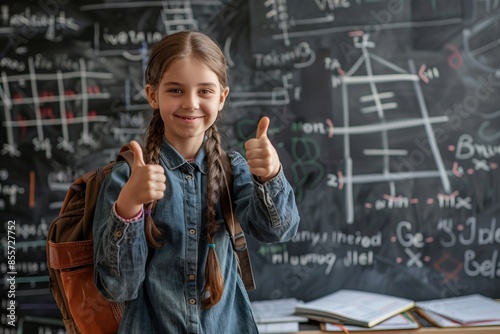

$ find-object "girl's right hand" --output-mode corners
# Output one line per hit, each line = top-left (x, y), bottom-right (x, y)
(116, 140), (166, 219)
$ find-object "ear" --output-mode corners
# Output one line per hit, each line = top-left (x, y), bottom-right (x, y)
(145, 84), (159, 109)
(218, 87), (230, 111)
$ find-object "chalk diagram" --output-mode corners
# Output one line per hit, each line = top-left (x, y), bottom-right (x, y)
(332, 33), (452, 224)
(0, 58), (113, 159)
(249, 0), (482, 225)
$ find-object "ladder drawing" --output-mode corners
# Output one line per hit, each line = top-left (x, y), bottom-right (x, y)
(162, 1), (198, 35)
(336, 33), (451, 223)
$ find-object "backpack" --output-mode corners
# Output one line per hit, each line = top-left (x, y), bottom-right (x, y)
(46, 144), (255, 334)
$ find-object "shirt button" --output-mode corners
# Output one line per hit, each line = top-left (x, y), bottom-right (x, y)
(189, 228), (196, 235)
(186, 174), (192, 180)
(189, 298), (196, 305)
(188, 274), (195, 281)
(115, 230), (123, 238)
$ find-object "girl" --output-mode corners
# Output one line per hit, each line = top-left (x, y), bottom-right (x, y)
(93, 31), (300, 333)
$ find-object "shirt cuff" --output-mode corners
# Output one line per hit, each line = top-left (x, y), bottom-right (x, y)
(253, 165), (283, 184)
(113, 202), (143, 223)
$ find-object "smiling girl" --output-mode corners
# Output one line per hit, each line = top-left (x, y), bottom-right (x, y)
(93, 31), (300, 333)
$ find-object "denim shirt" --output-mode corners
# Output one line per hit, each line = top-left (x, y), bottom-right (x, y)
(93, 139), (300, 334)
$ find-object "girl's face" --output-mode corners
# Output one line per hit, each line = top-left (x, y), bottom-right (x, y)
(146, 57), (229, 151)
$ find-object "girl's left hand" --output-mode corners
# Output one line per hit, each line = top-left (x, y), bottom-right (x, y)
(244, 116), (281, 182)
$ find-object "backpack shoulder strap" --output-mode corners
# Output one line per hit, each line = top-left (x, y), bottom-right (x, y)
(220, 151), (256, 291)
(117, 143), (134, 166)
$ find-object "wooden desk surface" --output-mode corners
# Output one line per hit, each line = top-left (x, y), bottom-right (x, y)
(291, 318), (500, 334)
(294, 327), (500, 333)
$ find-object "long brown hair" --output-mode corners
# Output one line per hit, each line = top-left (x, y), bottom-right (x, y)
(143, 31), (228, 309)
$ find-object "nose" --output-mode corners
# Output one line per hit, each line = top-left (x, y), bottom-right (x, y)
(181, 92), (199, 110)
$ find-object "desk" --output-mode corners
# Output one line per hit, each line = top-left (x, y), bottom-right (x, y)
(294, 327), (500, 333)
(290, 319), (500, 334)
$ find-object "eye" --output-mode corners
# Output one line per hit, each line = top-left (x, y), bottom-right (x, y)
(167, 88), (182, 94)
(199, 89), (213, 95)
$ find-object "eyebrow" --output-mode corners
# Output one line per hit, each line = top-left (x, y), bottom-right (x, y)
(162, 81), (217, 88)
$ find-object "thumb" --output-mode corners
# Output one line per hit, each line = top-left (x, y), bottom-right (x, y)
(130, 140), (146, 168)
(255, 116), (270, 139)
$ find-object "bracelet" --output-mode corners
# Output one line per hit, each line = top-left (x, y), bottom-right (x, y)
(113, 202), (143, 223)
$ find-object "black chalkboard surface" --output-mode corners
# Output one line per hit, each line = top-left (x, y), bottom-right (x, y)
(1, 1), (500, 332)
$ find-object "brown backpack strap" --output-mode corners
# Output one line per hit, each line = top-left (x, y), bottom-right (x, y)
(118, 143), (135, 166)
(220, 152), (256, 291)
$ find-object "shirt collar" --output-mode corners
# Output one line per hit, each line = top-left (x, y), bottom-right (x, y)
(159, 137), (207, 174)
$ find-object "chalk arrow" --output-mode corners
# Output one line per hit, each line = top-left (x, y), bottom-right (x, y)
(419, 64), (430, 84)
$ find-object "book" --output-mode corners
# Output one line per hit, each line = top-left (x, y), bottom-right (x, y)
(294, 289), (415, 327)
(415, 309), (500, 328)
(251, 298), (308, 334)
(256, 322), (300, 334)
(321, 311), (420, 331)
(415, 294), (500, 327)
(251, 298), (309, 324)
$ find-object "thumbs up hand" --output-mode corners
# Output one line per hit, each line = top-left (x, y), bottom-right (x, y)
(116, 140), (166, 219)
(244, 117), (281, 183)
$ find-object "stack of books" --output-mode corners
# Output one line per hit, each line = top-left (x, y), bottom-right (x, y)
(294, 289), (420, 331)
(415, 294), (500, 328)
(251, 298), (308, 334)
(292, 289), (500, 332)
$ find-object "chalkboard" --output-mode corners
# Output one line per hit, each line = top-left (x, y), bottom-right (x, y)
(1, 1), (500, 332)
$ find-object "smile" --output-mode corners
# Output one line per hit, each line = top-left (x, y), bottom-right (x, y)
(176, 115), (202, 120)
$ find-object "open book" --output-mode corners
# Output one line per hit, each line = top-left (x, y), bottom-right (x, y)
(294, 289), (415, 327)
(415, 294), (500, 327)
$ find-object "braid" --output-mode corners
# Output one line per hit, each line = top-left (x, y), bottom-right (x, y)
(201, 124), (225, 309)
(142, 110), (164, 248)
(205, 125), (224, 233)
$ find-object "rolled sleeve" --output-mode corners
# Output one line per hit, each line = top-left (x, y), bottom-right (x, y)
(252, 166), (286, 228)
(228, 152), (300, 243)
(93, 161), (148, 302)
